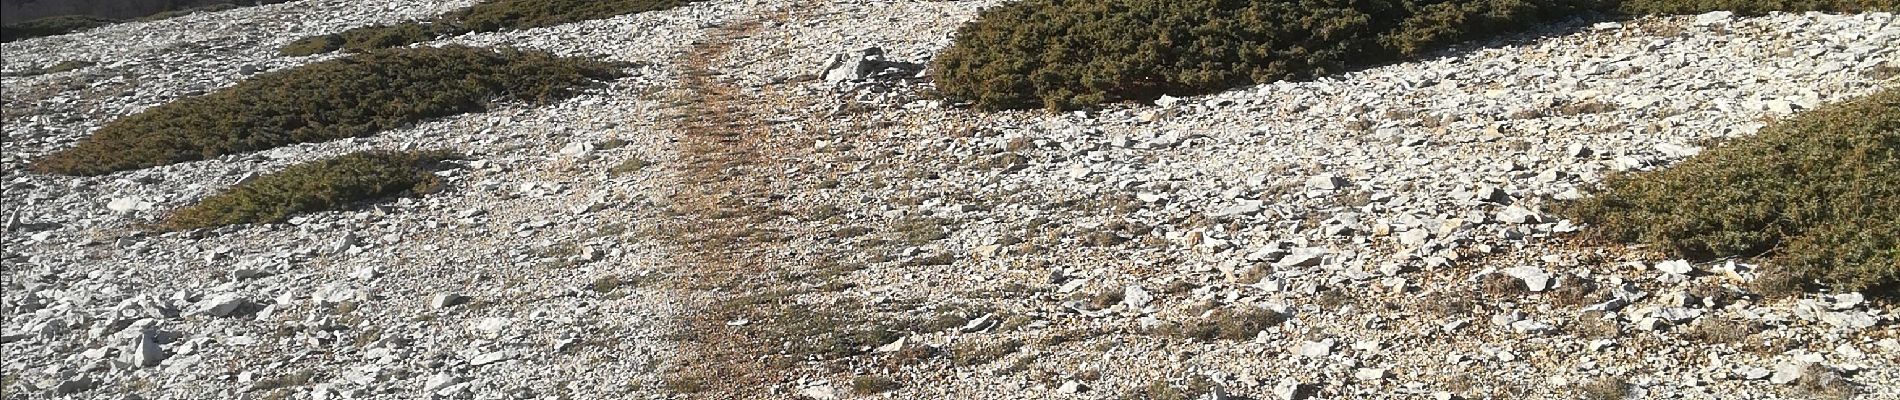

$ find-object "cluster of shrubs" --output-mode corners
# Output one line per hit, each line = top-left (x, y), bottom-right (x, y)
(1, 15), (118, 42)
(932, 0), (1895, 110)
(163, 150), (456, 230)
(280, 0), (688, 56)
(1, 1), (288, 42)
(32, 46), (624, 176)
(1558, 89), (1897, 295)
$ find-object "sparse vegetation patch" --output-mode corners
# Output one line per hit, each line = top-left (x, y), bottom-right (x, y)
(933, 0), (1608, 110)
(934, 0), (1896, 110)
(1, 15), (118, 42)
(32, 46), (622, 176)
(1558, 89), (1898, 295)
(163, 150), (456, 230)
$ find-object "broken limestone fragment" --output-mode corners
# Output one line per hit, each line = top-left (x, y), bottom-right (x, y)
(821, 47), (923, 83)
(121, 330), (166, 368)
(1503, 266), (1551, 292)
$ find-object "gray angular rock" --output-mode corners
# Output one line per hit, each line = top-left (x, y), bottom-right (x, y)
(1496, 206), (1541, 224)
(1123, 285), (1154, 309)
(1398, 229), (1432, 246)
(1694, 11), (1734, 26)
(1770, 363), (1804, 385)
(1296, 339), (1334, 358)
(429, 293), (468, 309)
(1503, 266), (1551, 292)
(1058, 381), (1089, 394)
(469, 350), (514, 366)
(54, 375), (98, 395)
(960, 314), (996, 333)
(1820, 312), (1876, 331)
(821, 47), (922, 83)
(424, 373), (464, 392)
(1473, 186), (1512, 204)
(1273, 378), (1309, 400)
(1306, 175), (1348, 191)
(193, 293), (245, 317)
(1277, 250), (1324, 267)
(1655, 259), (1693, 275)
(121, 330), (166, 368)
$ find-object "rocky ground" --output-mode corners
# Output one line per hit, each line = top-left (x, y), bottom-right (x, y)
(2, 1), (1896, 399)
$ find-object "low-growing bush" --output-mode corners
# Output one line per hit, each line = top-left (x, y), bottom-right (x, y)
(1558, 89), (1898, 295)
(33, 46), (623, 176)
(933, 0), (1608, 110)
(163, 150), (456, 230)
(933, 0), (1894, 110)
(279, 0), (689, 56)
(1166, 307), (1286, 341)
(1, 15), (118, 42)
(278, 34), (347, 57)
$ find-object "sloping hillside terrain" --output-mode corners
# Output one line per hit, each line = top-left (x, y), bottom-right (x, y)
(1, 1), (1894, 399)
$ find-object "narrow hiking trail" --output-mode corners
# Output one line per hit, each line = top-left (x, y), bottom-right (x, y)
(655, 6), (848, 397)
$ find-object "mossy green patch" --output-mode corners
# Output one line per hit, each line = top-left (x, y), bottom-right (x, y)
(32, 46), (623, 176)
(1558, 89), (1898, 295)
(164, 150), (456, 230)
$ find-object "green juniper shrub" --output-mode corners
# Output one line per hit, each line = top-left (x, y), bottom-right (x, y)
(163, 150), (457, 230)
(932, 0), (1895, 111)
(933, 0), (1609, 110)
(1, 15), (120, 42)
(1557, 89), (1898, 295)
(32, 46), (624, 176)
(278, 0), (689, 56)
(279, 34), (347, 57)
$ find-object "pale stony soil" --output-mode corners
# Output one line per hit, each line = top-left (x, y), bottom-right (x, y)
(2, 1), (1896, 400)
